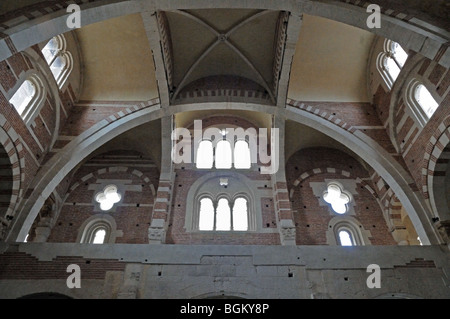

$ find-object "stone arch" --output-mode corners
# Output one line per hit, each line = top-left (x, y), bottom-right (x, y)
(66, 166), (156, 200)
(6, 102), (442, 245)
(0, 115), (24, 239)
(0, 0), (448, 69)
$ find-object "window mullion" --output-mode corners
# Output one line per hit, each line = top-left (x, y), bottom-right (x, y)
(229, 199), (234, 231)
(213, 200), (218, 231)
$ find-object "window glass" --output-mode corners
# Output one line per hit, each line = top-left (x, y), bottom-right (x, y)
(95, 185), (121, 211)
(232, 198), (248, 231)
(196, 140), (214, 169)
(215, 198), (231, 231)
(92, 229), (106, 244)
(338, 230), (353, 246)
(215, 140), (232, 169)
(234, 140), (251, 169)
(50, 55), (66, 80)
(415, 84), (439, 119)
(9, 80), (35, 116)
(199, 198), (214, 231)
(42, 37), (59, 64)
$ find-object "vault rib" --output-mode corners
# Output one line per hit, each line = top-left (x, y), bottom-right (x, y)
(169, 9), (276, 104)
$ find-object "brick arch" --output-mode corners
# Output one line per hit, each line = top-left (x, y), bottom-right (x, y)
(66, 166), (156, 201)
(0, 115), (24, 222)
(290, 167), (376, 199)
(423, 116), (450, 219)
(286, 100), (357, 135)
(289, 167), (402, 231)
(422, 116), (450, 198)
(385, 194), (405, 236)
(8, 102), (442, 245)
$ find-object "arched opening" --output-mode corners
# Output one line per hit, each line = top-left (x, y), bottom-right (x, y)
(0, 142), (12, 230)
(18, 292), (73, 299)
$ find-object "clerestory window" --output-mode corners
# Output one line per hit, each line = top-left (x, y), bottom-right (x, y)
(9, 74), (46, 123)
(95, 185), (122, 211)
(198, 197), (249, 231)
(41, 35), (73, 88)
(323, 182), (351, 215)
(196, 138), (252, 170)
(405, 80), (440, 127)
(377, 39), (408, 89)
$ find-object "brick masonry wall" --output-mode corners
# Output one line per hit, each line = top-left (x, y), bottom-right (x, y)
(0, 41), (79, 224)
(286, 147), (397, 245)
(167, 115), (280, 245)
(0, 251), (125, 280)
(43, 151), (159, 244)
(372, 55), (450, 201)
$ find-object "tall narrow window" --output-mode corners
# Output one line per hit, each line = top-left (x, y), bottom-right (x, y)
(215, 140), (232, 169)
(378, 40), (408, 89)
(198, 197), (249, 231)
(92, 229), (106, 244)
(232, 197), (248, 231)
(199, 198), (214, 231)
(196, 140), (214, 169)
(234, 140), (251, 169)
(41, 35), (72, 87)
(415, 84), (439, 119)
(42, 37), (59, 64)
(49, 55), (66, 80)
(215, 198), (231, 231)
(9, 80), (36, 116)
(338, 230), (354, 246)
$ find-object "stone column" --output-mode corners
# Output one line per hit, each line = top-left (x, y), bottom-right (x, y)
(390, 226), (410, 245)
(148, 116), (175, 244)
(33, 217), (52, 242)
(436, 220), (450, 248)
(270, 116), (296, 245)
(32, 197), (56, 242)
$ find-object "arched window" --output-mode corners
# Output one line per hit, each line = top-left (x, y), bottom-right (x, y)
(95, 185), (122, 211)
(338, 229), (354, 246)
(232, 197), (248, 231)
(405, 80), (440, 127)
(196, 140), (214, 169)
(234, 140), (251, 169)
(377, 39), (408, 89)
(215, 140), (232, 169)
(216, 198), (231, 230)
(9, 79), (35, 116)
(41, 35), (73, 87)
(92, 228), (106, 244)
(199, 197), (214, 231)
(9, 74), (45, 123)
(415, 84), (439, 119)
(78, 215), (120, 244)
(80, 222), (112, 244)
(326, 217), (371, 246)
(196, 138), (252, 169)
(323, 182), (351, 215)
(198, 197), (249, 232)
